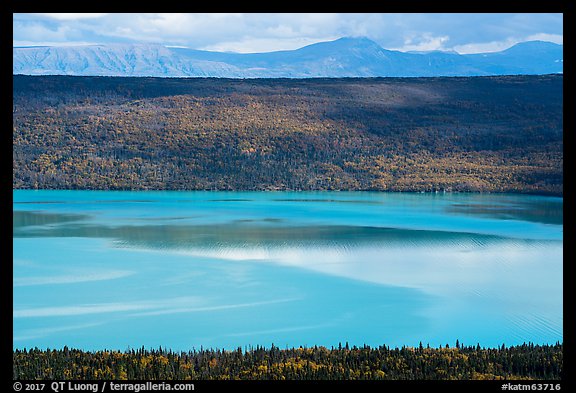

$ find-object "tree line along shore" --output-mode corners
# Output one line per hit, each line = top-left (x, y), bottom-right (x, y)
(13, 342), (562, 380)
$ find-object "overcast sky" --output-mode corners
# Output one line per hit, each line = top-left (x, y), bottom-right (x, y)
(13, 13), (563, 54)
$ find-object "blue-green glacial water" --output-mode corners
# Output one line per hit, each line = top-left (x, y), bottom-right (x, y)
(13, 190), (563, 350)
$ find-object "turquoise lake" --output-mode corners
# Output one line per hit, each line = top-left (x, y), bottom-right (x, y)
(13, 190), (563, 350)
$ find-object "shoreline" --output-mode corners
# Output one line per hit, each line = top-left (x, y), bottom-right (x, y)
(12, 187), (564, 198)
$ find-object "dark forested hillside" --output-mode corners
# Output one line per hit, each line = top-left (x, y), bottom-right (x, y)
(13, 75), (563, 194)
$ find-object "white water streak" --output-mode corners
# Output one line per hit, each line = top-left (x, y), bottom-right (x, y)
(14, 270), (134, 286)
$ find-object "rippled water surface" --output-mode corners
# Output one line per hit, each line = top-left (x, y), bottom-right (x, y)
(13, 191), (563, 350)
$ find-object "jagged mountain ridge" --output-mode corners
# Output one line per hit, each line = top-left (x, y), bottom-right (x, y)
(13, 37), (563, 78)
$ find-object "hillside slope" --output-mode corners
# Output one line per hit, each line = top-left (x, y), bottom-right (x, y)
(13, 38), (563, 78)
(13, 75), (563, 195)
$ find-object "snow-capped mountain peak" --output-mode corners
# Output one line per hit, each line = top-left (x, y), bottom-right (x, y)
(13, 37), (563, 78)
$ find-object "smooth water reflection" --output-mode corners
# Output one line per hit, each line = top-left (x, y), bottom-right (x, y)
(13, 190), (562, 350)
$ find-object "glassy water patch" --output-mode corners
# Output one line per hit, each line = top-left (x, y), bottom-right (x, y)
(13, 190), (563, 351)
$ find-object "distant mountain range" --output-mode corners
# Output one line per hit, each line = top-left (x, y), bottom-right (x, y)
(13, 37), (563, 78)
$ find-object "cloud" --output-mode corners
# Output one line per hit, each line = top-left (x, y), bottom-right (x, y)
(33, 13), (109, 20)
(391, 33), (450, 52)
(114, 13), (250, 46)
(454, 39), (521, 54)
(13, 13), (563, 54)
(13, 40), (98, 47)
(13, 20), (72, 43)
(201, 37), (337, 54)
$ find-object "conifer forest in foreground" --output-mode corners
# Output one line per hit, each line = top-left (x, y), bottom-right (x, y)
(13, 343), (562, 380)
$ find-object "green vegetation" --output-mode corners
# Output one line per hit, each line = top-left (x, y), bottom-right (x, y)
(13, 342), (562, 380)
(13, 75), (562, 195)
